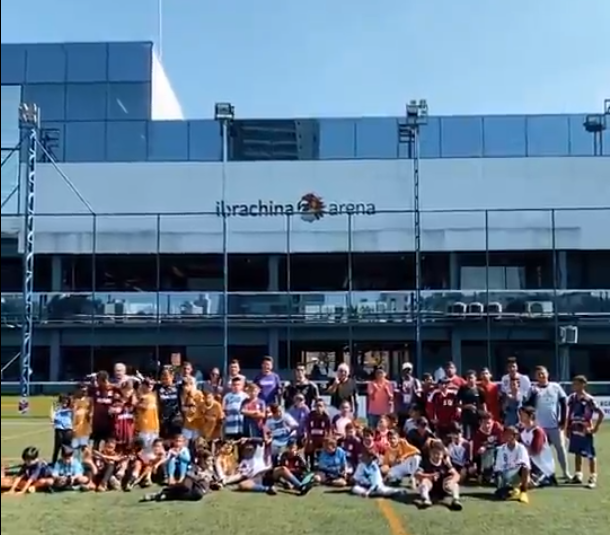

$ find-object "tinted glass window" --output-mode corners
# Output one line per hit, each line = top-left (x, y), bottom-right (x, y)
(107, 43), (152, 82)
(38, 122), (65, 162)
(526, 115), (570, 156)
(440, 116), (483, 157)
(148, 121), (188, 161)
(188, 120), (221, 161)
(22, 84), (65, 121)
(1, 85), (21, 146)
(65, 121), (105, 162)
(106, 121), (147, 161)
(319, 119), (356, 159)
(483, 116), (526, 157)
(107, 83), (150, 120)
(65, 43), (108, 82)
(355, 118), (398, 159)
(1, 45), (26, 84)
(602, 126), (609, 156)
(229, 119), (316, 161)
(66, 83), (107, 121)
(25, 44), (66, 83)
(568, 115), (594, 156)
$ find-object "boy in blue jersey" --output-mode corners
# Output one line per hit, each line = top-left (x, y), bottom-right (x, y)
(315, 437), (348, 487)
(165, 434), (191, 485)
(51, 394), (74, 464)
(222, 377), (248, 440)
(566, 375), (603, 488)
(51, 445), (89, 491)
(5, 447), (53, 494)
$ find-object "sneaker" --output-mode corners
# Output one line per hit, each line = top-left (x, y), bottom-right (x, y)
(108, 476), (120, 490)
(518, 492), (529, 504)
(449, 499), (463, 511)
(508, 488), (521, 500)
(418, 497), (432, 508)
(586, 477), (597, 489)
(266, 486), (277, 495)
(571, 474), (583, 485)
(298, 480), (314, 496)
(140, 492), (157, 502)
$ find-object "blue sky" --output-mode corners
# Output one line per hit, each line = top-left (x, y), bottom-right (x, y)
(1, 0), (608, 118)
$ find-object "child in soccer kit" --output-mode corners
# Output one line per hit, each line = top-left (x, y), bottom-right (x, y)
(493, 427), (530, 503)
(567, 375), (604, 488)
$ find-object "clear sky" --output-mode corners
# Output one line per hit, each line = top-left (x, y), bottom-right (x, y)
(1, 0), (608, 119)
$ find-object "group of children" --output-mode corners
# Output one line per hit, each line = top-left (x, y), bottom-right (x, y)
(0, 369), (603, 509)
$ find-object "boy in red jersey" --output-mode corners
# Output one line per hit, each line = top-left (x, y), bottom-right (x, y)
(430, 378), (460, 437)
(472, 412), (504, 483)
(304, 398), (332, 468)
(339, 422), (363, 474)
(479, 368), (501, 421)
(89, 371), (115, 449)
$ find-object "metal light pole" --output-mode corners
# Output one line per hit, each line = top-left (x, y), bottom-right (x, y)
(18, 103), (40, 414)
(215, 103), (234, 378)
(398, 100), (428, 373)
(583, 99), (608, 156)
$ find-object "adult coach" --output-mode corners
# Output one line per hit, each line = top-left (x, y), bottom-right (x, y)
(531, 366), (570, 480)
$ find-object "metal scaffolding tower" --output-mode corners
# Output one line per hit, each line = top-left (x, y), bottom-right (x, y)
(398, 100), (428, 372)
(1, 103), (95, 413)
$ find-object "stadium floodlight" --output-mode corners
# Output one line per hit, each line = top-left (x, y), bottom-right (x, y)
(214, 102), (235, 121)
(19, 103), (40, 127)
(214, 102), (234, 379)
(397, 99), (429, 374)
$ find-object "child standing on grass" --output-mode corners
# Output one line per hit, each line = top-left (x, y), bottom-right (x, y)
(51, 394), (74, 464)
(567, 375), (604, 489)
(71, 383), (92, 456)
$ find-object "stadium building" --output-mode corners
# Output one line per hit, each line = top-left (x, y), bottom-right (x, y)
(1, 41), (609, 385)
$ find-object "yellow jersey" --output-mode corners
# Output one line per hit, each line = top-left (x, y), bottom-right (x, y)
(136, 392), (160, 433)
(72, 396), (92, 438)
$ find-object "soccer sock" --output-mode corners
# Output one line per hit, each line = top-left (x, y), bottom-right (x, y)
(284, 473), (302, 487)
(451, 486), (460, 499)
(418, 485), (429, 500)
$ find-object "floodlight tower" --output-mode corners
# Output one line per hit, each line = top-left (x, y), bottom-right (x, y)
(583, 99), (608, 155)
(18, 103), (40, 413)
(398, 100), (428, 372)
(215, 103), (235, 377)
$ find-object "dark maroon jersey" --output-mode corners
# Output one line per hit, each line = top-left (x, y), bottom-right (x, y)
(90, 387), (114, 430)
(305, 411), (331, 439)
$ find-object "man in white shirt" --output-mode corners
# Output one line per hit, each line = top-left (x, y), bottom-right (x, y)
(531, 366), (570, 479)
(494, 426), (530, 503)
(500, 357), (531, 396)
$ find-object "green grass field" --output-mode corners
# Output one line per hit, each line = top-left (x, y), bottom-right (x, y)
(1, 418), (608, 535)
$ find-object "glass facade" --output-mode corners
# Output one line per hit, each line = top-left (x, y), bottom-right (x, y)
(1, 41), (607, 164)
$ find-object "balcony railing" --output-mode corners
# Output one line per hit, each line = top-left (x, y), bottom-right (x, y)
(2, 290), (610, 325)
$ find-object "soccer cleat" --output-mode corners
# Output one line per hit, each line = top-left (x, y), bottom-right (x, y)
(518, 492), (529, 504)
(586, 477), (597, 489)
(508, 488), (521, 500)
(419, 498), (432, 508)
(571, 474), (583, 485)
(266, 486), (277, 495)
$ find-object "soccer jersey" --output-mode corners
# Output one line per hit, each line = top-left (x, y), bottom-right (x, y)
(72, 397), (92, 438)
(447, 439), (470, 468)
(135, 392), (159, 434)
(567, 393), (599, 434)
(473, 422), (504, 453)
(90, 387), (114, 431)
(520, 426), (555, 476)
(156, 384), (181, 424)
(200, 400), (223, 440)
(265, 414), (297, 450)
(429, 390), (459, 427)
(305, 411), (331, 441)
(278, 451), (308, 474)
(533, 382), (567, 429)
(223, 391), (248, 436)
(318, 448), (347, 476)
(494, 442), (530, 472)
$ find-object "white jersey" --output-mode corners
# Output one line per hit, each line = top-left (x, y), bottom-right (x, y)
(520, 426), (555, 476)
(447, 439), (470, 467)
(500, 373), (531, 396)
(494, 442), (530, 473)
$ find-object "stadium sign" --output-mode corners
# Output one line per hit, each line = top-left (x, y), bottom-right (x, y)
(595, 396), (610, 420)
(215, 192), (376, 222)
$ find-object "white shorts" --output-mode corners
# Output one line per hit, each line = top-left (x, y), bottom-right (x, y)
(72, 436), (89, 448)
(138, 432), (159, 451)
(182, 428), (200, 441)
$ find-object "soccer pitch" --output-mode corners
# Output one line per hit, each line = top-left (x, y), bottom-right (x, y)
(1, 419), (608, 535)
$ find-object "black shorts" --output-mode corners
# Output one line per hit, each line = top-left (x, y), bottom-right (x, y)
(91, 427), (113, 444)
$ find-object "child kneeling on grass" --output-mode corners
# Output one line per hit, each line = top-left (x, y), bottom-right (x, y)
(415, 440), (462, 510)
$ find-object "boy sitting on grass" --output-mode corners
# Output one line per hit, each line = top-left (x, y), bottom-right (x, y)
(4, 447), (53, 494)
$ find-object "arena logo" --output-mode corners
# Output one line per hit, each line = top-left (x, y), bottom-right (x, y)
(215, 193), (376, 222)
